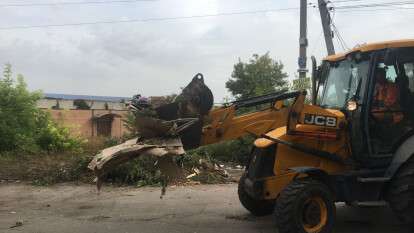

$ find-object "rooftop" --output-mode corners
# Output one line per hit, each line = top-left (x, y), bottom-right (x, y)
(44, 93), (131, 103)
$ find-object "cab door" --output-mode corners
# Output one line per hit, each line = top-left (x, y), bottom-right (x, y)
(345, 54), (372, 160)
(367, 48), (414, 156)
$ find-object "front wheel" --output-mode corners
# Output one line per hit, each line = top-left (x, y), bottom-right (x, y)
(275, 179), (336, 233)
(238, 173), (275, 216)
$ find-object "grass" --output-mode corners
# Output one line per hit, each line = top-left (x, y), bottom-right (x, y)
(0, 152), (94, 185)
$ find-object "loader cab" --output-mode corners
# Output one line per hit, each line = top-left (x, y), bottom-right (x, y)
(314, 46), (414, 167)
(313, 51), (371, 164)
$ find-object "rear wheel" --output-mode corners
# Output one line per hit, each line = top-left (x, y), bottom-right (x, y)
(275, 179), (335, 233)
(387, 156), (414, 227)
(238, 173), (275, 216)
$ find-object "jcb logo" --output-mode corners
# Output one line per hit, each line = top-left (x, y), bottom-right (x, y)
(304, 114), (337, 127)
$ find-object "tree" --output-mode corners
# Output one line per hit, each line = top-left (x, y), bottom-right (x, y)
(0, 64), (42, 151)
(73, 99), (91, 110)
(203, 53), (289, 165)
(226, 53), (289, 100)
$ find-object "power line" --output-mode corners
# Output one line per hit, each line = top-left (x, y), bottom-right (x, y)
(334, 1), (414, 12)
(0, 7), (301, 30)
(324, 0), (414, 15)
(332, 23), (349, 50)
(336, 7), (414, 12)
(332, 0), (413, 4)
(0, 0), (156, 7)
(332, 0), (374, 3)
(2, 1), (413, 31)
(334, 1), (414, 9)
(332, 0), (364, 2)
(328, 1), (349, 51)
(327, 0), (414, 49)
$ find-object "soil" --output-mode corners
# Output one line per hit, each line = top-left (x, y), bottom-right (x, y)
(0, 183), (410, 233)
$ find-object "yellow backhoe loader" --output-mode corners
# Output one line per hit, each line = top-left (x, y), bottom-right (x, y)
(90, 39), (414, 233)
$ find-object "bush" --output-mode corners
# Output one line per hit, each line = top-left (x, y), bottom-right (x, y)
(0, 64), (84, 154)
(122, 112), (139, 138)
(35, 111), (85, 153)
(105, 156), (162, 186)
(187, 136), (254, 165)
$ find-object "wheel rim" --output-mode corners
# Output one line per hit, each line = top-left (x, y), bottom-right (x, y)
(301, 197), (328, 233)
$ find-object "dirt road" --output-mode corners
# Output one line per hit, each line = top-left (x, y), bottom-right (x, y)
(0, 183), (409, 233)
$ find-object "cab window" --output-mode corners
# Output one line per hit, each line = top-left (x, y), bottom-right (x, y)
(319, 59), (369, 109)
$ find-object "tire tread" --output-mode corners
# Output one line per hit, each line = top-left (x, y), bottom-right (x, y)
(387, 157), (414, 225)
(275, 179), (335, 233)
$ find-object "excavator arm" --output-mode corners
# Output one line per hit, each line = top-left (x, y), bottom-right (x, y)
(194, 91), (302, 147)
(88, 74), (305, 184)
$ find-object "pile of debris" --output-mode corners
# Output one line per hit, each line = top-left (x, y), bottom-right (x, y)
(186, 159), (231, 184)
(88, 74), (215, 194)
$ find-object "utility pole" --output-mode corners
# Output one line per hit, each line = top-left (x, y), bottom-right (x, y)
(298, 0), (308, 79)
(318, 0), (335, 55)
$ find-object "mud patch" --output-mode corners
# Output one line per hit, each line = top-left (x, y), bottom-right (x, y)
(225, 214), (257, 222)
(118, 213), (177, 222)
(78, 205), (94, 210)
(86, 215), (112, 222)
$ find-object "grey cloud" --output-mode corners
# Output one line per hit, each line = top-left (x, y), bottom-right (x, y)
(0, 0), (414, 102)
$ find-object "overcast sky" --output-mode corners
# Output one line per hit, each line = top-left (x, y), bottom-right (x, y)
(1, 0), (414, 101)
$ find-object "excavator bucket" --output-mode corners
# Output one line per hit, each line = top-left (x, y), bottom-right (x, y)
(132, 73), (213, 149)
(176, 73), (214, 149)
(88, 73), (213, 190)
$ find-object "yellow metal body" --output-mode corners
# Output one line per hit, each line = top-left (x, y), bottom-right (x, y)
(254, 104), (348, 199)
(198, 40), (414, 201)
(200, 93), (349, 200)
(201, 101), (288, 145)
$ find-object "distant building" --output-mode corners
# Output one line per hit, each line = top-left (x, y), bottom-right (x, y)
(38, 93), (131, 138)
(38, 93), (129, 110)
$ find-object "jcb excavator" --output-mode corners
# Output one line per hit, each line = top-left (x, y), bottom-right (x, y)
(90, 39), (414, 233)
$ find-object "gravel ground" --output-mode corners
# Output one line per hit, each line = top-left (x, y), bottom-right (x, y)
(0, 183), (410, 233)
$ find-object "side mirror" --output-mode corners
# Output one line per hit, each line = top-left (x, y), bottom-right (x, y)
(311, 56), (318, 105)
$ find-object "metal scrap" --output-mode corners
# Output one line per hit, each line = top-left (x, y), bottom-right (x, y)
(88, 137), (185, 192)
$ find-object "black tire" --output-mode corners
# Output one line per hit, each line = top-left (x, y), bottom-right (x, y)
(275, 179), (336, 233)
(238, 173), (275, 216)
(387, 157), (414, 227)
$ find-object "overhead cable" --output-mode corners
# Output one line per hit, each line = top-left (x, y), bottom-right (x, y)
(0, 0), (156, 7)
(0, 7), (300, 30)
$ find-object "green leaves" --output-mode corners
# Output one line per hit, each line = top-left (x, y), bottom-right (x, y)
(0, 64), (84, 153)
(0, 64), (41, 151)
(226, 53), (289, 100)
(35, 111), (85, 153)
